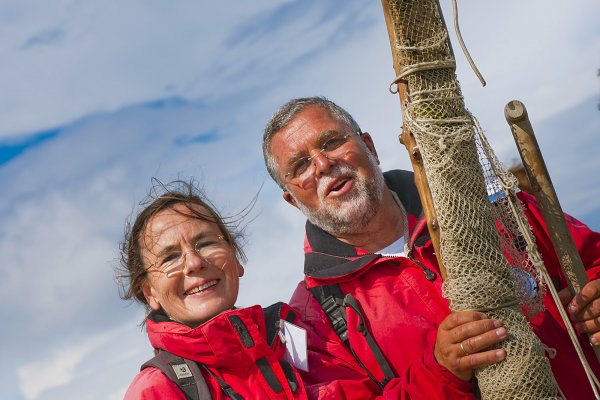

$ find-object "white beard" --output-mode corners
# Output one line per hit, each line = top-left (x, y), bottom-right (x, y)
(291, 149), (385, 237)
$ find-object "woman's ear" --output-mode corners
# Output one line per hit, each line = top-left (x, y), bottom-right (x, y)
(142, 280), (161, 311)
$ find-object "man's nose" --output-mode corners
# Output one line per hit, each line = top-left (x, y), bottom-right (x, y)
(311, 151), (334, 177)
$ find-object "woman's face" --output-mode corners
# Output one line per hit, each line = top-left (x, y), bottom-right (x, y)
(140, 203), (244, 328)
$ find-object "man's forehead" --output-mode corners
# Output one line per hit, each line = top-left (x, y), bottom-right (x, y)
(290, 105), (345, 128)
(275, 108), (348, 147)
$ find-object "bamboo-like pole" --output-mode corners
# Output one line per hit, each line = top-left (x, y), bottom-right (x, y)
(380, 1), (560, 397)
(504, 99), (600, 363)
(381, 3), (446, 280)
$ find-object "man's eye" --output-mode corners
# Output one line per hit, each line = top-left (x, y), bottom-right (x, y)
(322, 136), (347, 151)
(292, 157), (311, 177)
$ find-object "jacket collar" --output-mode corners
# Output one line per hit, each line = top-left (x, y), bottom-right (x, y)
(146, 305), (267, 367)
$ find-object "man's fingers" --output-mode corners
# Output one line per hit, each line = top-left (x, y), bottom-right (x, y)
(440, 310), (489, 330)
(558, 287), (573, 306)
(444, 317), (504, 346)
(435, 312), (509, 381)
(578, 298), (600, 322)
(575, 316), (600, 336)
(457, 348), (507, 371)
(460, 326), (508, 355)
(569, 280), (600, 316)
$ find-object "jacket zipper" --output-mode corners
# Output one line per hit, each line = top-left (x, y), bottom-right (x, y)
(359, 251), (437, 282)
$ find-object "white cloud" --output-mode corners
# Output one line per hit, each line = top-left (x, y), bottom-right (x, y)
(0, 0), (284, 137)
(106, 387), (128, 400)
(18, 348), (85, 399)
(17, 327), (116, 399)
(14, 322), (149, 400)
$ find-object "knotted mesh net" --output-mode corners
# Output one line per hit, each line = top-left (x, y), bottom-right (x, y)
(386, 0), (560, 398)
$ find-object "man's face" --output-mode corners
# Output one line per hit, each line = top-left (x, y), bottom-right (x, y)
(269, 105), (385, 236)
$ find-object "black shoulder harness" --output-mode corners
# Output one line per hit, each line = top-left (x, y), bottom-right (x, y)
(309, 285), (395, 390)
(142, 351), (242, 399)
(141, 350), (214, 400)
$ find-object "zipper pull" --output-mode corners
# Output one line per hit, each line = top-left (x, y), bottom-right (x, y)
(423, 266), (436, 281)
(278, 320), (287, 344)
(408, 252), (437, 281)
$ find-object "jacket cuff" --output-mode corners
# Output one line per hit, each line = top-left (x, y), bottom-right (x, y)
(424, 347), (473, 392)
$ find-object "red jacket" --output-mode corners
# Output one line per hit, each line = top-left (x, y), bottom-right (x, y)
(290, 170), (600, 400)
(518, 190), (600, 399)
(125, 304), (308, 399)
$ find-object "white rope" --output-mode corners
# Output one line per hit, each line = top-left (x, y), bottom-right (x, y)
(395, 31), (449, 51)
(389, 60), (456, 94)
(389, 0), (486, 94)
(451, 0), (486, 86)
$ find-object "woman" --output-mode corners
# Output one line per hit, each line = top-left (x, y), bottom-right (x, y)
(118, 180), (307, 399)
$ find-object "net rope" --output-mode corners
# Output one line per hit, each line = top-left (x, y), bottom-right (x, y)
(475, 117), (600, 398)
(386, 0), (564, 397)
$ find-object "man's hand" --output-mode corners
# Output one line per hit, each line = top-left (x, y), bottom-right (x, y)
(434, 311), (508, 381)
(559, 279), (600, 345)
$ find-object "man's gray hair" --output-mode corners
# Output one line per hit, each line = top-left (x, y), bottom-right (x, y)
(262, 96), (362, 189)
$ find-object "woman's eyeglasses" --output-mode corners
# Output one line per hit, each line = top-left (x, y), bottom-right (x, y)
(148, 233), (229, 277)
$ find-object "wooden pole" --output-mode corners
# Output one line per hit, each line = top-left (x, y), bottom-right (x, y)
(381, 1), (446, 280)
(504, 99), (600, 363)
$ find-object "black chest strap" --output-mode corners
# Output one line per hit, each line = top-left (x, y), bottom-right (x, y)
(309, 284), (396, 390)
(309, 285), (348, 342)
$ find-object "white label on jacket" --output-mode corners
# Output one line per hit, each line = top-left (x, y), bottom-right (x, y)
(172, 363), (193, 379)
(282, 320), (308, 372)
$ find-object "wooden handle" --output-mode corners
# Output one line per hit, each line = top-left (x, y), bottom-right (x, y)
(505, 100), (600, 363)
(505, 100), (588, 293)
(381, 0), (446, 280)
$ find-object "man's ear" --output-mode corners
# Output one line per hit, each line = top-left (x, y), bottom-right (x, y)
(359, 132), (380, 164)
(142, 281), (161, 311)
(283, 191), (299, 209)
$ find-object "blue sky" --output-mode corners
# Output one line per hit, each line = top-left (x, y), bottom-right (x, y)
(1, 1), (599, 399)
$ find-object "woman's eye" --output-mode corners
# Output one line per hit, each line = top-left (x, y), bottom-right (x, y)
(161, 253), (179, 265)
(195, 241), (213, 250)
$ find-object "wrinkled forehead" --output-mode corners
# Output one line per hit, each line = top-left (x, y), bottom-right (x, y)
(271, 106), (352, 160)
(141, 203), (220, 253)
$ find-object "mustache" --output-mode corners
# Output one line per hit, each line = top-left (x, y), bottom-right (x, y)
(316, 164), (357, 199)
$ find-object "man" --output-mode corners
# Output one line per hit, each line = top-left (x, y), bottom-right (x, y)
(262, 96), (600, 399)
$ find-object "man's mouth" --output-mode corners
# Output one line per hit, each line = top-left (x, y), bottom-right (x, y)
(323, 177), (351, 198)
(331, 178), (348, 192)
(185, 280), (218, 295)
(317, 164), (357, 198)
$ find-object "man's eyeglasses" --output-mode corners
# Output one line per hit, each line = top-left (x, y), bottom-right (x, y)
(283, 132), (357, 187)
(148, 233), (229, 277)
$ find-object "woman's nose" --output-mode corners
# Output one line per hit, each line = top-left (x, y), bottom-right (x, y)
(182, 250), (207, 275)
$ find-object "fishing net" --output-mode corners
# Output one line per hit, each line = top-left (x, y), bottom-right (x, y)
(385, 0), (560, 398)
